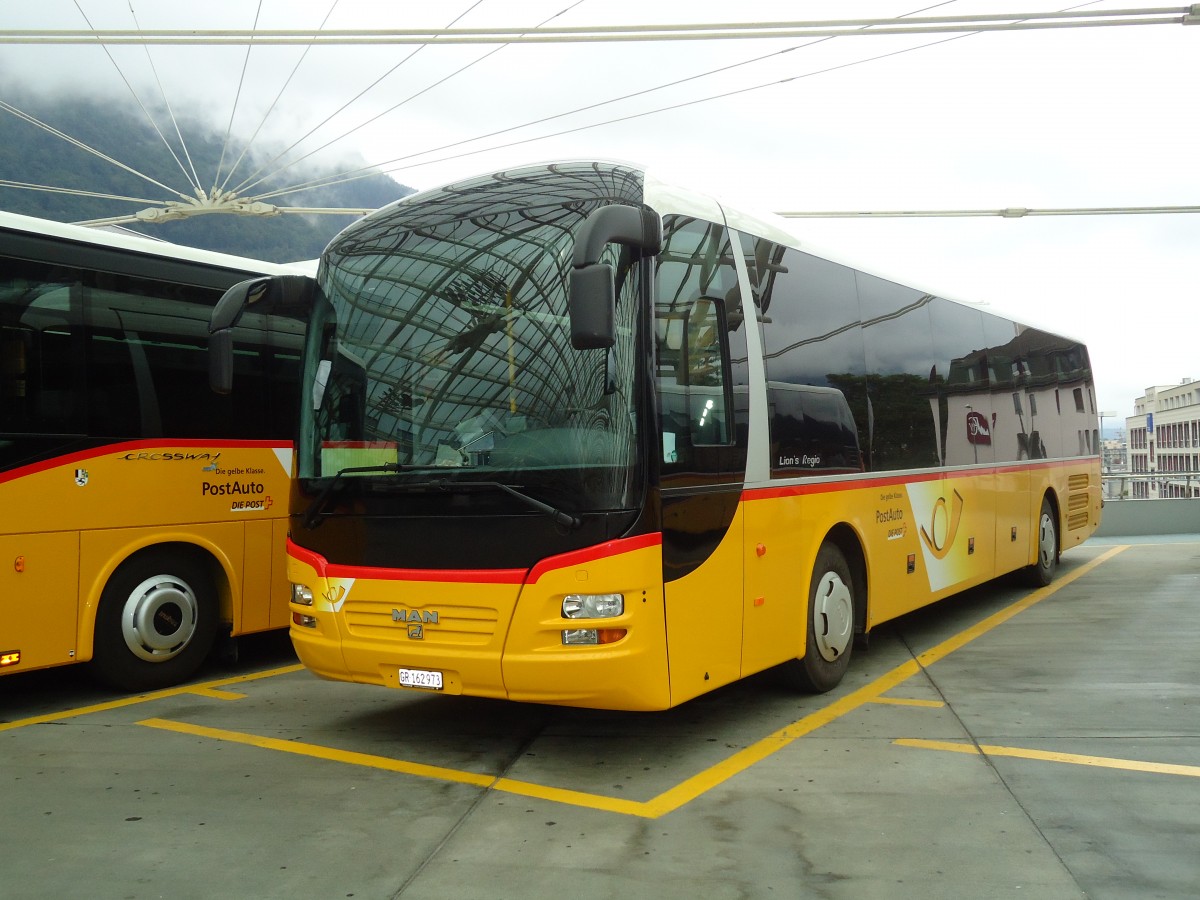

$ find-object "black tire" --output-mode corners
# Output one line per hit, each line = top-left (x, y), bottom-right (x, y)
(91, 550), (218, 691)
(782, 542), (856, 693)
(1025, 497), (1059, 587)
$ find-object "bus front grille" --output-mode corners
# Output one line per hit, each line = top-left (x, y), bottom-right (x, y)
(343, 599), (501, 645)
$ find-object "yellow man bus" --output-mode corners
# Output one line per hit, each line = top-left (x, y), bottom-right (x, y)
(1, 211), (309, 690)
(210, 161), (1102, 710)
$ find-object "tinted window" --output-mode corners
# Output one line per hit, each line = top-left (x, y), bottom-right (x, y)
(1, 253), (297, 471)
(741, 238), (866, 477)
(929, 299), (990, 466)
(856, 272), (939, 471)
(981, 312), (1021, 463)
(1014, 327), (1093, 460)
(767, 382), (861, 475)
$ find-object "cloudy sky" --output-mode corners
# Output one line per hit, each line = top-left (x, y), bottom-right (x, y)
(2, 0), (1197, 421)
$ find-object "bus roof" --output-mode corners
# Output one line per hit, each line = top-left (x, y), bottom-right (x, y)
(0, 209), (315, 276)
(376, 159), (1064, 334)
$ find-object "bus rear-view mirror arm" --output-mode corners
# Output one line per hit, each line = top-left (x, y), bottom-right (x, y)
(209, 274), (315, 394)
(569, 205), (662, 350)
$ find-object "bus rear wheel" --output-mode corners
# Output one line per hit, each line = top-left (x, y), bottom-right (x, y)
(782, 542), (856, 693)
(92, 550), (217, 691)
(1025, 497), (1059, 587)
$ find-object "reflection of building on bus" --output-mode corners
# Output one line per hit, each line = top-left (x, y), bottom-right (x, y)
(1, 211), (311, 690)
(932, 329), (1098, 469)
(209, 161), (1102, 711)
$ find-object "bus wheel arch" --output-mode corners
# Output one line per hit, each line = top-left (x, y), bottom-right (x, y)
(91, 544), (220, 691)
(782, 525), (866, 693)
(1025, 492), (1060, 587)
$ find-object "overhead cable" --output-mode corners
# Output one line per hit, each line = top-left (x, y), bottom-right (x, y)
(3, 7), (1198, 44)
(236, 0), (584, 198)
(778, 205), (1200, 217)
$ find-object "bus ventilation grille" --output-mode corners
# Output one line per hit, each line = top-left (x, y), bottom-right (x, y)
(1067, 489), (1091, 531)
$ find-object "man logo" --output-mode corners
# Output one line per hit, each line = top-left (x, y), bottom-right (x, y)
(392, 608), (439, 641)
(393, 609), (439, 641)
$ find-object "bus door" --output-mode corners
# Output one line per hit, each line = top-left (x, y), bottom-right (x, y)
(654, 216), (748, 706)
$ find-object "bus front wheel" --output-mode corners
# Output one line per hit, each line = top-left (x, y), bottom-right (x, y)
(783, 542), (856, 693)
(92, 550), (218, 691)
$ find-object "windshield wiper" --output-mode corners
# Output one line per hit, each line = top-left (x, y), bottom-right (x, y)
(301, 468), (582, 530)
(301, 462), (413, 529)
(450, 480), (582, 530)
(385, 478), (582, 530)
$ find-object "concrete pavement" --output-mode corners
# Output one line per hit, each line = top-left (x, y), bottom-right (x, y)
(3, 537), (1198, 899)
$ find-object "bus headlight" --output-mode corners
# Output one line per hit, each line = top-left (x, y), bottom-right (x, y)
(561, 594), (626, 645)
(562, 627), (626, 646)
(291, 583), (314, 607)
(562, 593), (623, 619)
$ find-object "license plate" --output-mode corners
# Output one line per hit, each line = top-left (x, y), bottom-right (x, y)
(398, 667), (443, 690)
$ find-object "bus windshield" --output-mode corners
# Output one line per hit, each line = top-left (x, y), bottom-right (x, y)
(299, 171), (645, 517)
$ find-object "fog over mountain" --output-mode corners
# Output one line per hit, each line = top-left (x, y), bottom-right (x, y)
(0, 82), (412, 262)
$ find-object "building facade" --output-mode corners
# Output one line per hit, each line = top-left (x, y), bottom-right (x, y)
(1125, 380), (1200, 499)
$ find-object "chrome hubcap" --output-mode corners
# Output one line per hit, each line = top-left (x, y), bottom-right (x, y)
(121, 574), (199, 662)
(1038, 512), (1056, 569)
(813, 571), (853, 662)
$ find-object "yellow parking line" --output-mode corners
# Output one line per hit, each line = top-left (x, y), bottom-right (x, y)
(491, 778), (649, 817)
(135, 659), (927, 818)
(140, 717), (495, 787)
(141, 716), (648, 814)
(126, 548), (1130, 819)
(896, 738), (1200, 779)
(872, 696), (945, 708)
(914, 545), (1128, 669)
(645, 659), (922, 817)
(186, 688), (248, 700)
(645, 545), (1129, 817)
(0, 663), (303, 732)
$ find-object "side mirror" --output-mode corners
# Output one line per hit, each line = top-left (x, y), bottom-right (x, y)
(569, 264), (617, 350)
(208, 274), (315, 394)
(569, 205), (662, 350)
(208, 328), (236, 395)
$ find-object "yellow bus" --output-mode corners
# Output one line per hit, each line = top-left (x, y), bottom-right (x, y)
(210, 161), (1102, 711)
(1, 211), (310, 690)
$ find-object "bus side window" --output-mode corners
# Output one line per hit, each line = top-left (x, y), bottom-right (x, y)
(1, 277), (86, 437)
(767, 382), (862, 476)
(658, 300), (729, 463)
(654, 216), (740, 476)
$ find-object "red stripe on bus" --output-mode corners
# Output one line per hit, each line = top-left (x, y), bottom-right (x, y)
(287, 539), (525, 583)
(0, 439), (288, 485)
(524, 532), (662, 584)
(743, 471), (941, 501)
(741, 459), (1090, 502)
(287, 531), (663, 585)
